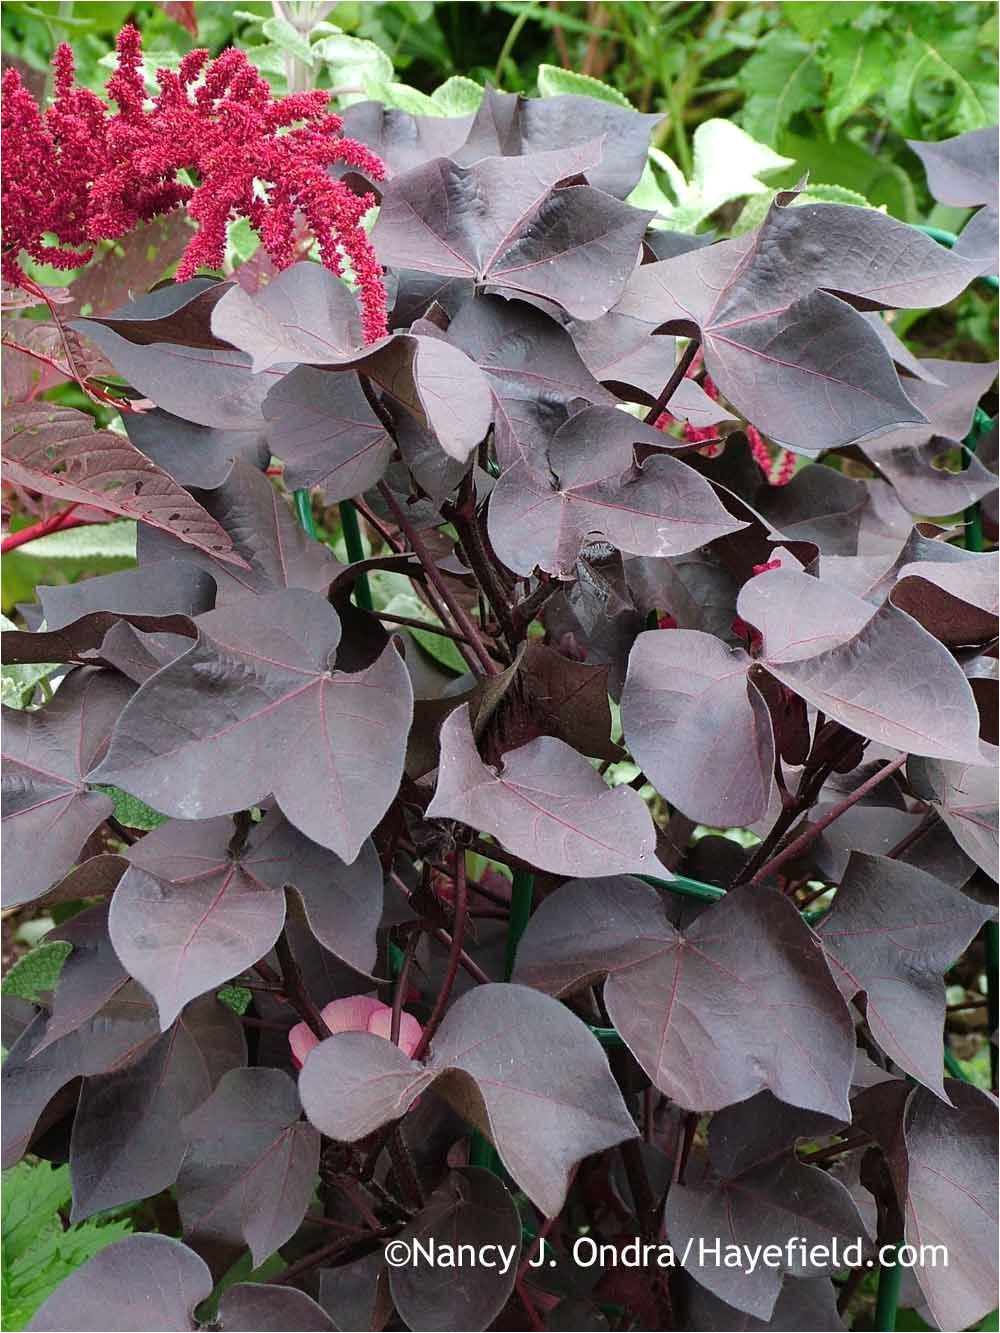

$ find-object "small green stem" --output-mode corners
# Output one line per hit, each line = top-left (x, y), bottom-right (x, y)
(294, 488), (318, 538)
(874, 1251), (902, 1332)
(294, 489), (373, 610)
(943, 1046), (972, 1083)
(339, 500), (373, 610)
(986, 921), (999, 1090)
(505, 869), (535, 981)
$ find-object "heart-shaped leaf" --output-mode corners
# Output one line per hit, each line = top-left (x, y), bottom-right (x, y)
(70, 995), (245, 1220)
(2, 984), (160, 1168)
(621, 628), (774, 828)
(123, 407), (269, 491)
(622, 569), (988, 825)
(426, 703), (665, 877)
(513, 877), (855, 1117)
(488, 405), (744, 577)
(389, 1167), (521, 1331)
(89, 590), (413, 860)
(860, 357), (999, 516)
(112, 810), (381, 1027)
(218, 1284), (336, 1331)
(178, 1067), (320, 1268)
(373, 144), (652, 319)
(665, 1092), (869, 1320)
(2, 669), (133, 907)
(263, 367), (394, 498)
(445, 296), (615, 469)
(27, 1235), (212, 1332)
(816, 852), (995, 1097)
(617, 200), (980, 451)
(300, 982), (636, 1217)
(908, 755), (999, 880)
(35, 903), (128, 1055)
(857, 1079), (999, 1333)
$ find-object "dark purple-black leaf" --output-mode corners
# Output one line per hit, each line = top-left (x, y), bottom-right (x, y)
(178, 1067), (320, 1268)
(69, 995), (246, 1220)
(89, 590), (413, 861)
(2, 668), (132, 907)
(513, 878), (855, 1118)
(426, 703), (665, 877)
(487, 405), (744, 577)
(27, 1235), (212, 1332)
(816, 852), (995, 1097)
(299, 983), (636, 1217)
(389, 1167), (521, 1331)
(137, 463), (342, 605)
(113, 810), (381, 1027)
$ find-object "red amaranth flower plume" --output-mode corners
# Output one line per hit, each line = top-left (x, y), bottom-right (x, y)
(1, 26), (388, 341)
(652, 364), (797, 481)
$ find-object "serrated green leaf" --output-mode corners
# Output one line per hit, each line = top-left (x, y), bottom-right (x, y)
(1, 941), (72, 1004)
(217, 985), (252, 1016)
(731, 181), (878, 236)
(90, 785), (168, 832)
(261, 14), (314, 64)
(2, 1161), (132, 1332)
(431, 75), (485, 116)
(535, 63), (633, 108)
(738, 28), (824, 144)
(821, 26), (896, 135)
(883, 27), (997, 136)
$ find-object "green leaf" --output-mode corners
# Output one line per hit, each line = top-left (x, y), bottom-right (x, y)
(782, 1), (867, 40)
(365, 79), (443, 115)
(822, 27), (897, 135)
(1, 941), (72, 1004)
(313, 32), (393, 101)
(738, 27), (824, 144)
(196, 1248), (287, 1326)
(260, 14), (315, 64)
(2, 520), (137, 614)
(535, 63), (633, 108)
(883, 26), (998, 136)
(731, 181), (878, 236)
(90, 785), (168, 832)
(431, 75), (485, 116)
(1, 1161), (132, 1332)
(629, 122), (792, 233)
(774, 129), (918, 220)
(0, 618), (58, 709)
(217, 985), (253, 1016)
(380, 591), (467, 673)
(7, 520), (136, 564)
(226, 216), (262, 266)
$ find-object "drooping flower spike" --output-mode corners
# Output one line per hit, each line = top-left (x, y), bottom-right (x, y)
(1, 26), (389, 342)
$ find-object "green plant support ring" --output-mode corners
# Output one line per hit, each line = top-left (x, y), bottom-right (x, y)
(293, 489), (372, 609)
